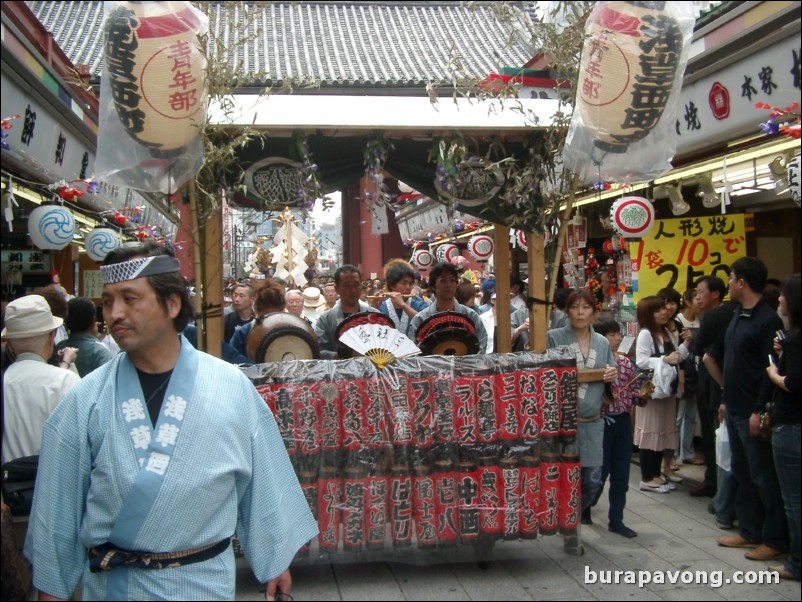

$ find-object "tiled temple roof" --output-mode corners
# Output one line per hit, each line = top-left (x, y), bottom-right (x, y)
(27, 1), (535, 90)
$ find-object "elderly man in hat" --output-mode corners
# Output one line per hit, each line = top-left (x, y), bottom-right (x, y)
(2, 295), (80, 462)
(23, 242), (317, 601)
(302, 287), (326, 327)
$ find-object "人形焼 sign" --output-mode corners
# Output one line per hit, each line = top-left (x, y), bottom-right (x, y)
(631, 214), (746, 299)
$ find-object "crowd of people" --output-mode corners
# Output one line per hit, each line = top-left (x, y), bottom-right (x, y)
(1, 249), (799, 600)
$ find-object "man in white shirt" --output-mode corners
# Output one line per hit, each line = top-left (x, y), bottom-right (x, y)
(2, 295), (80, 461)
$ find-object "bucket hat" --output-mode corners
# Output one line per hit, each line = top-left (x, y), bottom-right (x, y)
(2, 295), (63, 339)
(303, 287), (325, 309)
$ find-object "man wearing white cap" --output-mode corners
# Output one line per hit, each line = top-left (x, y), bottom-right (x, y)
(23, 242), (317, 601)
(2, 295), (80, 462)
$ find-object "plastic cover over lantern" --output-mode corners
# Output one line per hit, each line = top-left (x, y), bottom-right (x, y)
(562, 2), (696, 184)
(96, 1), (209, 193)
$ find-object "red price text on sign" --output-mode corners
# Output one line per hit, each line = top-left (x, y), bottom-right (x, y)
(635, 215), (746, 298)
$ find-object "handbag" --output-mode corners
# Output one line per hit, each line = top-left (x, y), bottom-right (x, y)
(1, 455), (38, 517)
(639, 331), (679, 400)
(635, 369), (655, 405)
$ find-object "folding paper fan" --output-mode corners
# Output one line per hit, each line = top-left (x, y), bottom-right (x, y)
(339, 323), (421, 368)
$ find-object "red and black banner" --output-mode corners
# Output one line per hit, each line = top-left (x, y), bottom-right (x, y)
(247, 350), (579, 559)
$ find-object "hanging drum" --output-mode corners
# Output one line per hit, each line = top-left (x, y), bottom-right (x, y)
(575, 1), (684, 154)
(336, 312), (395, 359)
(104, 1), (208, 154)
(415, 311), (479, 357)
(247, 312), (320, 363)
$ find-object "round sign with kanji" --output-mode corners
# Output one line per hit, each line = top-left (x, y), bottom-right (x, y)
(610, 196), (655, 239)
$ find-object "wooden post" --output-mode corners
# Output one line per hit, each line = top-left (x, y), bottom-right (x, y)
(547, 175), (579, 311)
(494, 224), (511, 353)
(527, 231), (547, 353)
(202, 204), (224, 358)
(188, 182), (224, 358)
(188, 182), (205, 350)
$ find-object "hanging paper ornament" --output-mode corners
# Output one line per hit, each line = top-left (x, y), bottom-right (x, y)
(85, 228), (121, 262)
(104, 1), (208, 153)
(611, 236), (625, 252)
(435, 243), (458, 264)
(412, 248), (433, 270)
(610, 196), (655, 239)
(113, 211), (128, 226)
(788, 151), (801, 208)
(28, 205), (75, 251)
(516, 230), (528, 252)
(575, 2), (685, 155)
(467, 234), (494, 262)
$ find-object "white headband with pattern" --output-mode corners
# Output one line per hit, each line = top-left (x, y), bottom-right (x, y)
(100, 256), (181, 285)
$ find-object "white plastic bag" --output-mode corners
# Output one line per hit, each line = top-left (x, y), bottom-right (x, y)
(715, 423), (731, 472)
(650, 360), (677, 399)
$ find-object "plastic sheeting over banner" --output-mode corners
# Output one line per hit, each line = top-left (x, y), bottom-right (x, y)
(242, 349), (581, 563)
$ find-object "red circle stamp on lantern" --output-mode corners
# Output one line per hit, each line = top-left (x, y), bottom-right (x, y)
(610, 196), (655, 239)
(468, 234), (494, 262)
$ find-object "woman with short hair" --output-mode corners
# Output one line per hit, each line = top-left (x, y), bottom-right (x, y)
(547, 289), (617, 518)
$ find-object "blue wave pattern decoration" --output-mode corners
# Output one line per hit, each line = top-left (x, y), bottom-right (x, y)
(29, 206), (75, 250)
(86, 229), (119, 261)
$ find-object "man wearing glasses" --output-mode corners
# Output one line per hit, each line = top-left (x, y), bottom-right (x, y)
(410, 261), (487, 354)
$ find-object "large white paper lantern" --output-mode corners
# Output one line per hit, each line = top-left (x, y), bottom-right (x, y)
(105, 1), (208, 153)
(610, 196), (655, 239)
(576, 2), (684, 154)
(85, 228), (121, 262)
(28, 205), (75, 251)
(436, 243), (459, 264)
(412, 248), (434, 270)
(467, 234), (494, 262)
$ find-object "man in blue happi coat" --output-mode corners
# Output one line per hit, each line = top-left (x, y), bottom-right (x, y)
(25, 242), (317, 601)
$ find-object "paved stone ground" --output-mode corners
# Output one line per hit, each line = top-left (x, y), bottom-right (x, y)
(235, 460), (800, 601)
